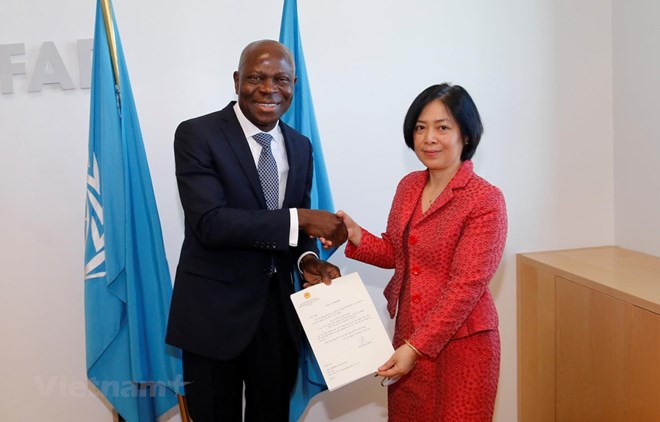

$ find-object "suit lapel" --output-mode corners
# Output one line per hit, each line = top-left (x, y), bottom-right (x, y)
(398, 173), (425, 232)
(281, 124), (302, 209)
(421, 186), (455, 221)
(218, 106), (267, 208)
(416, 160), (473, 226)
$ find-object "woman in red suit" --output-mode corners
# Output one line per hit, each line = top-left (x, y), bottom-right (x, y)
(339, 83), (507, 421)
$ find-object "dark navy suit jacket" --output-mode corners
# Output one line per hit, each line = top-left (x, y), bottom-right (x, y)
(166, 102), (316, 360)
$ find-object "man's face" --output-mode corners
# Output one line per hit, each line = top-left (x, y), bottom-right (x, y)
(233, 44), (296, 132)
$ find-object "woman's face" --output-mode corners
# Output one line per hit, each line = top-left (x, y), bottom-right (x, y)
(413, 99), (464, 173)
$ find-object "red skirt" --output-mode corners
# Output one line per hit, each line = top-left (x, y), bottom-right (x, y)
(387, 329), (500, 422)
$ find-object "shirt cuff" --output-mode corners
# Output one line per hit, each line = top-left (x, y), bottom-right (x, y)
(297, 251), (318, 273)
(289, 208), (299, 246)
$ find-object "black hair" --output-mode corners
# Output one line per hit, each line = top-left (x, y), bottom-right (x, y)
(403, 83), (483, 160)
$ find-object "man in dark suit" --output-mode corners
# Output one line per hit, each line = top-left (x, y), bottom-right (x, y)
(166, 40), (347, 421)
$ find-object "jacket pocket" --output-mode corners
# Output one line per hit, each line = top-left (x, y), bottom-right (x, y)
(177, 257), (237, 284)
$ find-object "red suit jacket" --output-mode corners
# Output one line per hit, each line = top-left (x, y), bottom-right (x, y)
(345, 160), (507, 357)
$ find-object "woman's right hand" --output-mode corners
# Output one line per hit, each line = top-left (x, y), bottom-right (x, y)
(336, 210), (362, 246)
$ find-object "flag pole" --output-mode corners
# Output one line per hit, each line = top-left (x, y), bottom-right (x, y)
(100, 0), (121, 96)
(95, 1), (190, 421)
(178, 395), (191, 422)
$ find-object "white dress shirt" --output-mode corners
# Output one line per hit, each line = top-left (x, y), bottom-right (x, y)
(232, 103), (310, 256)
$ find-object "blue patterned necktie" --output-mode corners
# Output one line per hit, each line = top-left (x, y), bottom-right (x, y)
(253, 132), (279, 210)
(253, 132), (279, 275)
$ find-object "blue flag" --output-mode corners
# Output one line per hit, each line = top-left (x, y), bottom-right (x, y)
(279, 0), (333, 420)
(279, 0), (336, 262)
(84, 0), (184, 420)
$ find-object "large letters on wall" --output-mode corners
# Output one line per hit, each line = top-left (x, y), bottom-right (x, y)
(0, 40), (92, 94)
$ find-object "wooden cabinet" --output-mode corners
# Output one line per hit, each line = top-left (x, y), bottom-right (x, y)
(517, 246), (660, 422)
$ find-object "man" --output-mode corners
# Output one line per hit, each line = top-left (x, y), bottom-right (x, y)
(166, 40), (347, 421)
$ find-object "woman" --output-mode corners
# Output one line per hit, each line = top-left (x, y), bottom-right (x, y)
(339, 83), (507, 421)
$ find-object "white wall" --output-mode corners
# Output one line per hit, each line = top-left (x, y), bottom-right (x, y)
(613, 0), (660, 257)
(0, 0), (624, 421)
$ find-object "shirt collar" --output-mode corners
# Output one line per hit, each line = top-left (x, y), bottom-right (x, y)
(233, 102), (280, 140)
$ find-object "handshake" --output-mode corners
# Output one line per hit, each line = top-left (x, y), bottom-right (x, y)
(298, 209), (356, 248)
(297, 209), (360, 287)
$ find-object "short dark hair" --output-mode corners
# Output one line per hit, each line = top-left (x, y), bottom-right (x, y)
(403, 83), (483, 160)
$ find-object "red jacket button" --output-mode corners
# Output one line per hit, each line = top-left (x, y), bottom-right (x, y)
(412, 294), (421, 303)
(411, 266), (420, 276)
(408, 235), (417, 245)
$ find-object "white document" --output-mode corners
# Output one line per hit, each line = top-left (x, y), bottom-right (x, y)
(290, 272), (394, 391)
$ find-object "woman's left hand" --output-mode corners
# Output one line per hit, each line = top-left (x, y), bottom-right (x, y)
(377, 344), (419, 379)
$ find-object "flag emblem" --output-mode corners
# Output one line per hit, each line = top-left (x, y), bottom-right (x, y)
(85, 153), (106, 280)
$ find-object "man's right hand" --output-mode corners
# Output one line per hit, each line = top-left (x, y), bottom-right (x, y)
(297, 209), (348, 247)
